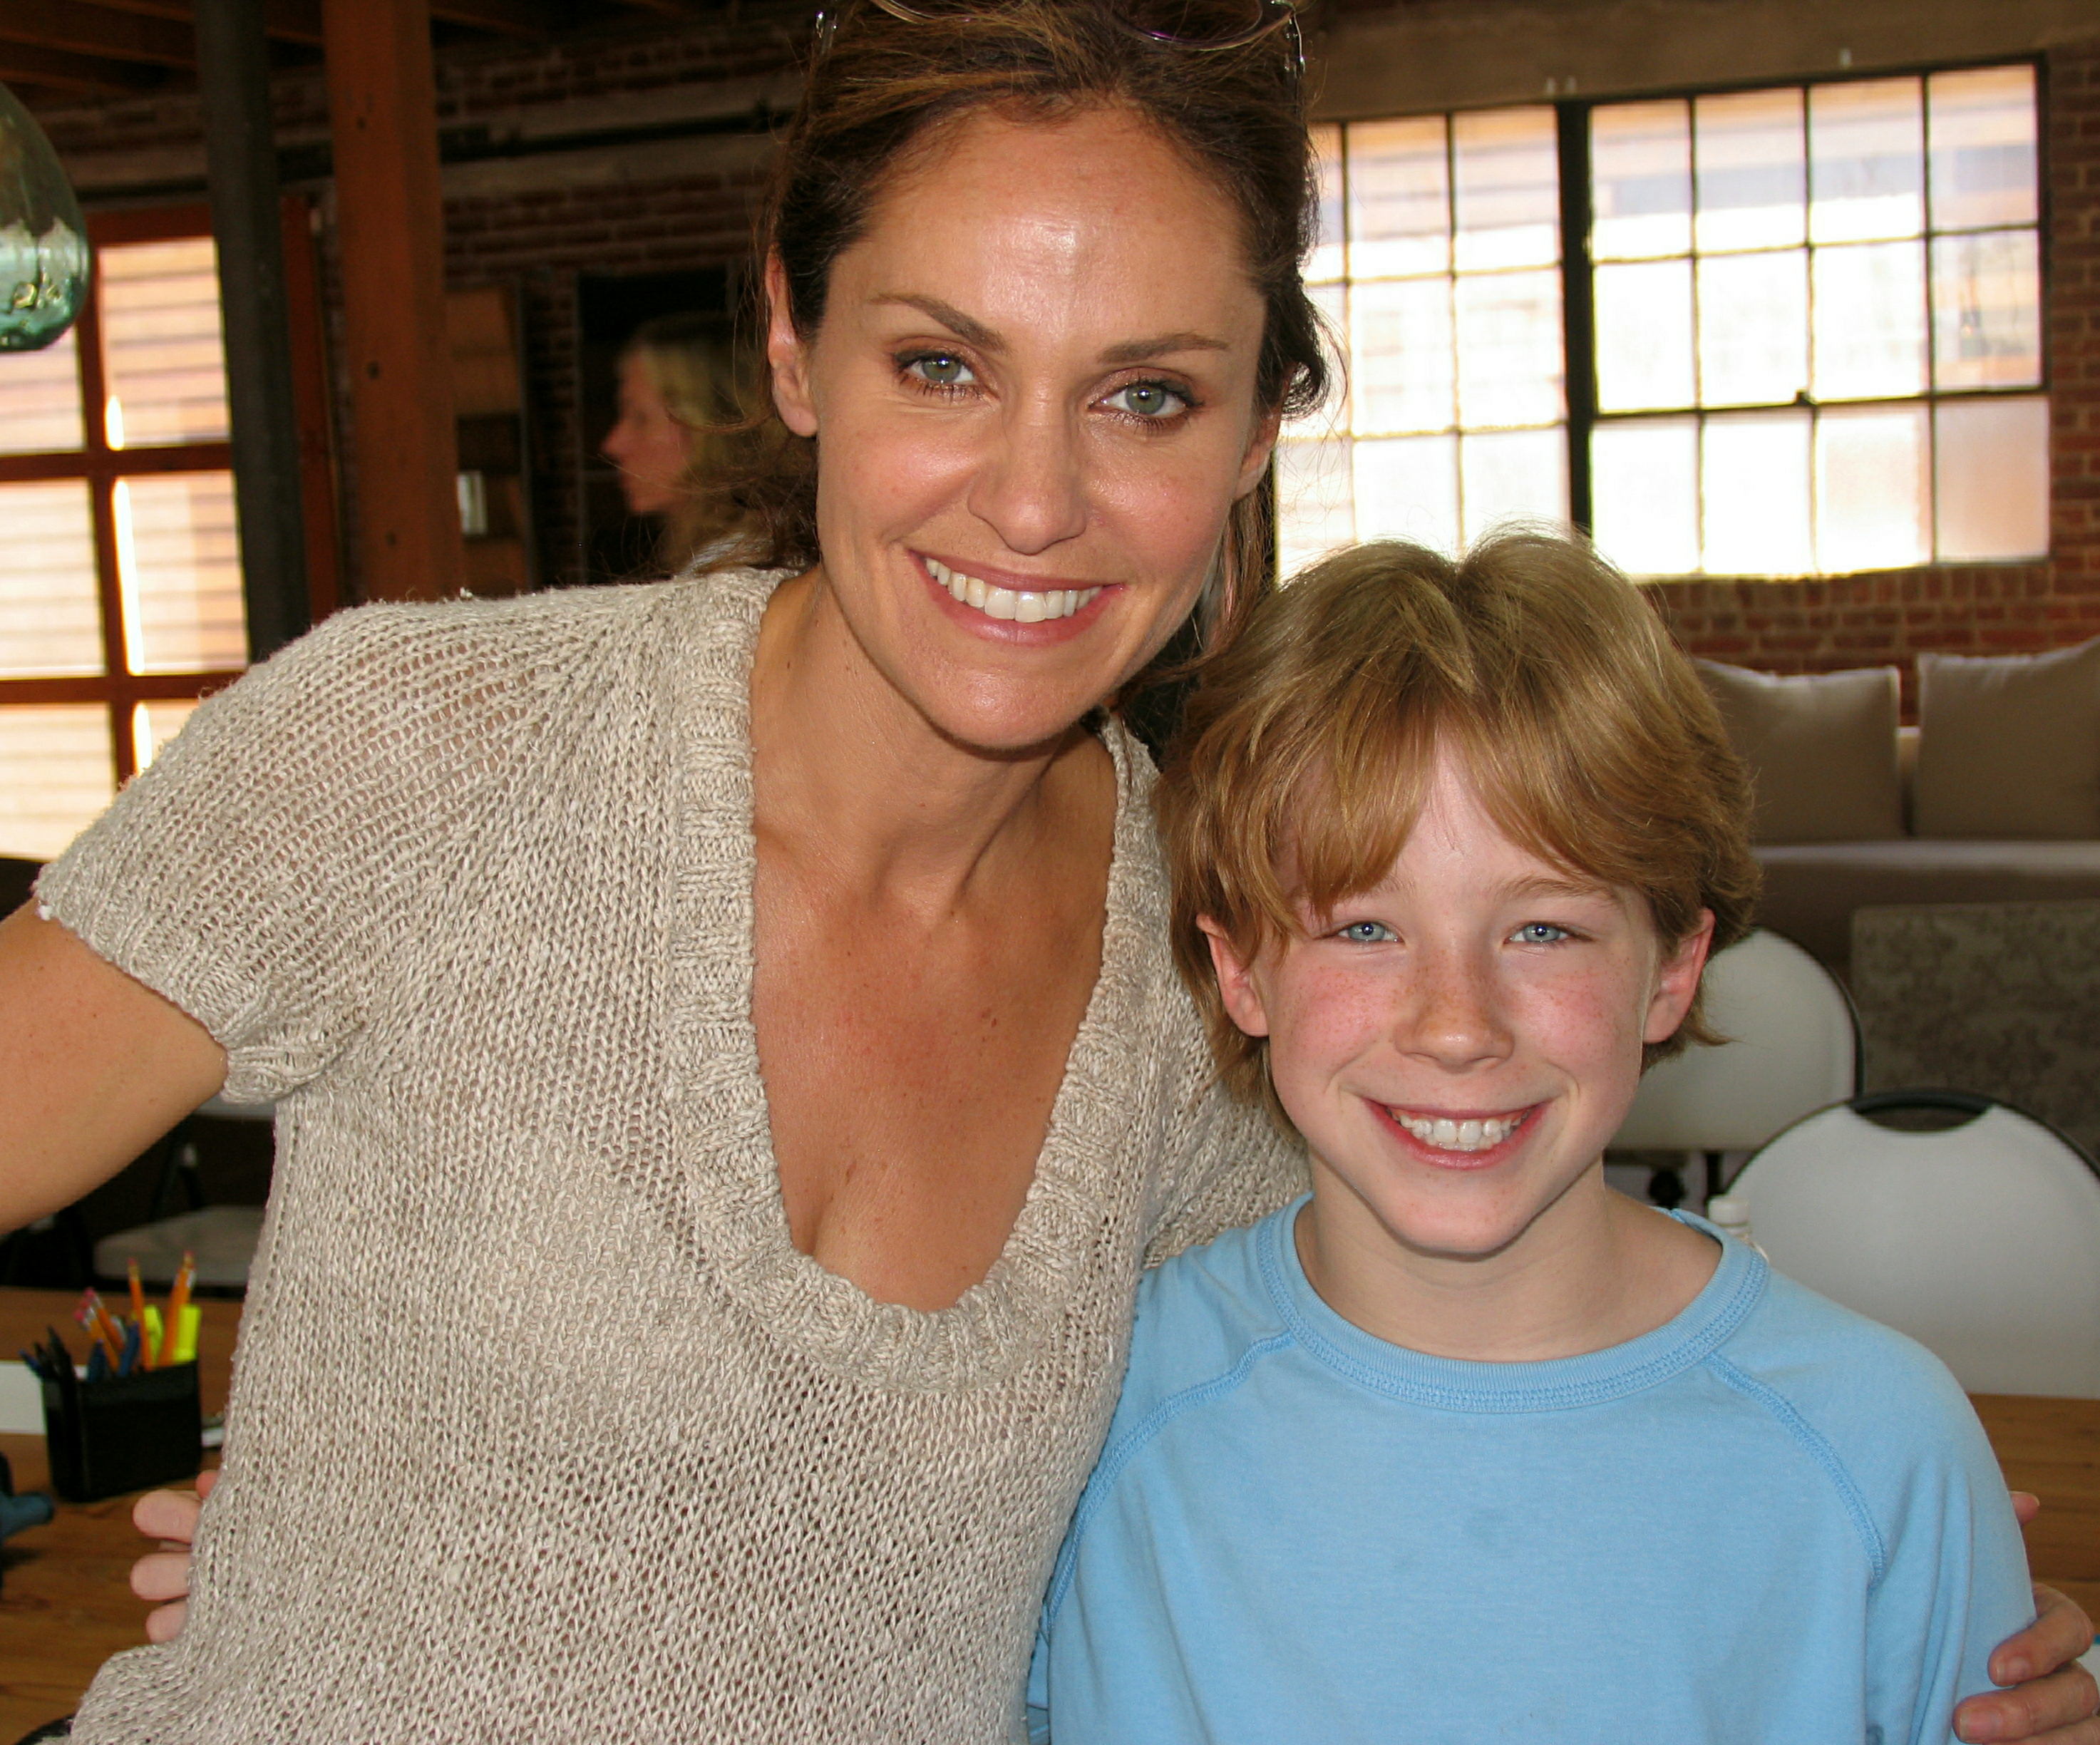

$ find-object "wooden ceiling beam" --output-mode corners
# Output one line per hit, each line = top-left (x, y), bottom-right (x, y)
(0, 38), (163, 94)
(426, 0), (558, 34)
(0, 1), (196, 68)
(80, 0), (325, 48)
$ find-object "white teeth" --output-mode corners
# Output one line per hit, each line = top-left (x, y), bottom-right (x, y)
(1394, 1111), (1523, 1153)
(925, 558), (1101, 623)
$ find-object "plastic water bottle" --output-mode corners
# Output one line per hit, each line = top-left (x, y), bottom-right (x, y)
(1706, 1193), (1764, 1255)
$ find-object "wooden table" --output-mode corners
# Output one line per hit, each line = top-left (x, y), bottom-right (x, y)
(0, 1288), (240, 1741)
(0, 1291), (2092, 1739)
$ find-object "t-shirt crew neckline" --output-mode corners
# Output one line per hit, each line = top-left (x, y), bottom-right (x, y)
(1257, 1198), (1768, 1414)
(659, 566), (1157, 1392)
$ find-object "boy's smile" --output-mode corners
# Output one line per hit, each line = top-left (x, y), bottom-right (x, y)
(1203, 741), (1718, 1357)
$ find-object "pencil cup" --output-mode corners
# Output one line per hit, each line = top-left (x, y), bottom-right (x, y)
(40, 1361), (202, 1503)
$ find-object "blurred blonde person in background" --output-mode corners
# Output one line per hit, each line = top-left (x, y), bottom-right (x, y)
(602, 312), (761, 572)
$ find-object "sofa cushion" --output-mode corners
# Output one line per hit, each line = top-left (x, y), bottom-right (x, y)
(1696, 661), (1903, 844)
(1754, 839), (2100, 970)
(1916, 638), (2100, 839)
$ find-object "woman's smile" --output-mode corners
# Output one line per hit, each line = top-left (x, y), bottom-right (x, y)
(918, 552), (1116, 639)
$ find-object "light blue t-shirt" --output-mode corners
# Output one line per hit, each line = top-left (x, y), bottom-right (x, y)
(1028, 1201), (2032, 1744)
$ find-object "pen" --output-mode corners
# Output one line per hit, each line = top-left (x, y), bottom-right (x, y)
(118, 1320), (141, 1379)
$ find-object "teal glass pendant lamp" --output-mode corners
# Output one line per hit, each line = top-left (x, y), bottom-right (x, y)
(0, 81), (90, 351)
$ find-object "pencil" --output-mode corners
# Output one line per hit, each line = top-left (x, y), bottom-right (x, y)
(128, 1257), (146, 1325)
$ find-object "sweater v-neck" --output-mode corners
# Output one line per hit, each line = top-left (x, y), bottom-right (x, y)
(660, 567), (1157, 1390)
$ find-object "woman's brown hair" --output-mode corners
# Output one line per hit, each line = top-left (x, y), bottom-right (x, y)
(1155, 532), (1764, 1123)
(729, 0), (1329, 658)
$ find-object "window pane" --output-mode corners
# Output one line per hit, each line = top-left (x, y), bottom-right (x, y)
(1453, 107), (1559, 272)
(1591, 416), (1700, 577)
(1694, 88), (1806, 254)
(1308, 123), (1344, 284)
(1595, 257), (1694, 412)
(1454, 268), (1563, 428)
(133, 698), (202, 774)
(1930, 65), (2038, 232)
(1352, 434), (1460, 554)
(1459, 428), (1568, 545)
(1697, 249), (1808, 407)
(0, 480), (101, 676)
(1591, 101), (1691, 262)
(116, 472), (247, 674)
(1811, 240), (1927, 401)
(1935, 393), (2049, 561)
(0, 706), (113, 860)
(98, 237), (230, 448)
(1350, 277), (1455, 436)
(1347, 116), (1449, 280)
(1703, 408), (1812, 575)
(1275, 436), (1355, 580)
(0, 327), (84, 455)
(1808, 78), (1925, 244)
(1931, 229), (2041, 391)
(1815, 402), (1930, 574)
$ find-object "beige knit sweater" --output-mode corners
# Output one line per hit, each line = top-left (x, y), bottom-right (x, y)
(41, 567), (1304, 1744)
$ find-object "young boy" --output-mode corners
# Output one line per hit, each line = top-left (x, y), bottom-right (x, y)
(1026, 534), (2033, 1743)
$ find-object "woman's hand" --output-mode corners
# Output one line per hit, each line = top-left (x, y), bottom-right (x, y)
(130, 1469), (215, 1644)
(1955, 1495), (2099, 1743)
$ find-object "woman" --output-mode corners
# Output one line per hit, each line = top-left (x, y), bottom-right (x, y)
(3, 3), (2091, 1739)
(601, 312), (761, 572)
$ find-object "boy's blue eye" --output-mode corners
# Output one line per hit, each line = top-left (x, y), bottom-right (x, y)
(1512, 922), (1572, 946)
(1336, 921), (1396, 944)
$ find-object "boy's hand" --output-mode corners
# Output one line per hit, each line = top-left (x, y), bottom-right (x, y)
(130, 1469), (215, 1643)
(1952, 1576), (2099, 1744)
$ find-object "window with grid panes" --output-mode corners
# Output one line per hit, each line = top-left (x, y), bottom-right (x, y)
(1278, 108), (1569, 582)
(1276, 65), (2047, 585)
(0, 208), (247, 860)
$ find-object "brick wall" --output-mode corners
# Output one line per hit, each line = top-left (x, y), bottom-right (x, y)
(1645, 32), (2100, 696)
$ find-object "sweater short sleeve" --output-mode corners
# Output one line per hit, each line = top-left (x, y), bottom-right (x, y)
(35, 599), (575, 1105)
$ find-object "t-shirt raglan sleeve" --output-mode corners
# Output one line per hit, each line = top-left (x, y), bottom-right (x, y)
(1790, 1318), (2039, 1745)
(34, 601), (575, 1105)
(1863, 1366), (2036, 1745)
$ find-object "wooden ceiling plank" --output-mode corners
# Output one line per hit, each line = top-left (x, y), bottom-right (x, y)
(0, 38), (162, 93)
(74, 0), (325, 48)
(0, 1), (196, 68)
(426, 0), (557, 34)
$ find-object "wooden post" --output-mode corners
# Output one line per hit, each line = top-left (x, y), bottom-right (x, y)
(322, 0), (462, 602)
(197, 0), (312, 658)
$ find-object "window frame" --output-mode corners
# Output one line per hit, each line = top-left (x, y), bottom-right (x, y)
(0, 198), (339, 788)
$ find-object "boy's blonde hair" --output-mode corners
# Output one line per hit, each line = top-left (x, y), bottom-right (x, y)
(1155, 532), (1762, 1120)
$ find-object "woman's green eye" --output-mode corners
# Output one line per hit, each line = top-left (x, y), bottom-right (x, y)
(908, 354), (972, 388)
(1106, 381), (1185, 418)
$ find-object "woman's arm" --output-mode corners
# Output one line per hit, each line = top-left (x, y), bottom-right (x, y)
(0, 904), (226, 1231)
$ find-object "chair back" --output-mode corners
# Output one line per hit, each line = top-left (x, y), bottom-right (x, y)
(1612, 928), (1858, 1154)
(1734, 1091), (2100, 1397)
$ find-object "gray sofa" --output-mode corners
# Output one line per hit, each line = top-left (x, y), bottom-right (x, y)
(1699, 645), (2100, 977)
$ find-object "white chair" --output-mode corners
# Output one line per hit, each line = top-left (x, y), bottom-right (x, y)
(1733, 1091), (2100, 1398)
(1612, 928), (1859, 1204)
